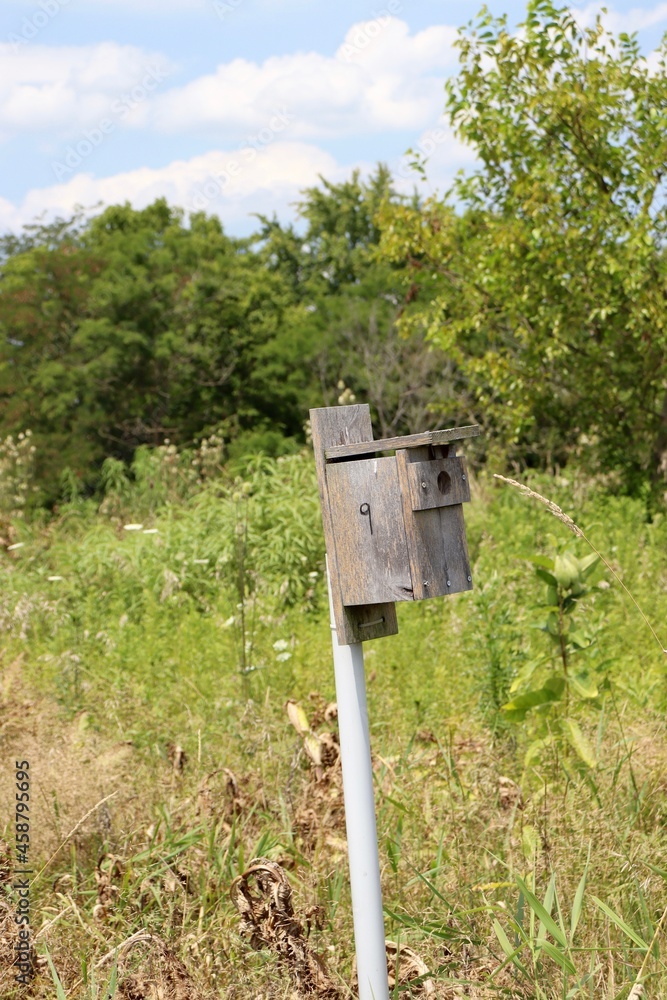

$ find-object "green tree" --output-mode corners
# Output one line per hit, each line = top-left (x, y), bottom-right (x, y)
(379, 1), (667, 492)
(257, 167), (470, 437)
(0, 200), (299, 496)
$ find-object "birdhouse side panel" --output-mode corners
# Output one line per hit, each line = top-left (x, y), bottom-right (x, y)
(396, 448), (473, 599)
(326, 457), (414, 606)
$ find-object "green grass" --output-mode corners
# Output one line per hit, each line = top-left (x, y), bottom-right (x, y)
(1, 455), (666, 997)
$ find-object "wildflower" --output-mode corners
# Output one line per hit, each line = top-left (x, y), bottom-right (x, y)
(273, 639), (289, 652)
(276, 652), (292, 662)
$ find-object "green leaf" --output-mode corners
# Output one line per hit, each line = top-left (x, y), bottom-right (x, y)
(540, 939), (577, 974)
(491, 918), (530, 976)
(578, 553), (600, 579)
(568, 629), (592, 650)
(568, 672), (599, 699)
(554, 553), (580, 589)
(501, 679), (564, 721)
(543, 676), (566, 697)
(570, 853), (590, 940)
(592, 896), (648, 950)
(43, 948), (68, 1000)
(536, 872), (556, 949)
(536, 567), (558, 587)
(563, 718), (596, 768)
(516, 876), (568, 948)
(527, 555), (555, 571)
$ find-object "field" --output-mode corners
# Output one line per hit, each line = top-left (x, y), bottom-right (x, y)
(1, 450), (666, 998)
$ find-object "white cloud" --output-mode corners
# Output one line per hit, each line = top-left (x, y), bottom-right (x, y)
(0, 41), (172, 137)
(0, 141), (354, 235)
(0, 119), (476, 237)
(0, 18), (457, 143)
(572, 2), (667, 33)
(151, 18), (458, 137)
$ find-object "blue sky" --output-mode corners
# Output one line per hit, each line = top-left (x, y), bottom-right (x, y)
(1, 0), (666, 235)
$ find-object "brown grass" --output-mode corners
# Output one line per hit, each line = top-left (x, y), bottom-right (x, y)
(1, 668), (666, 998)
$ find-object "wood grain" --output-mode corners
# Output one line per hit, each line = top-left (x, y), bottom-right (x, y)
(325, 425), (480, 461)
(406, 457), (471, 511)
(327, 457), (413, 605)
(310, 406), (398, 644)
(396, 447), (473, 600)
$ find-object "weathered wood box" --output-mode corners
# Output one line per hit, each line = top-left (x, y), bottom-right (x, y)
(311, 404), (479, 643)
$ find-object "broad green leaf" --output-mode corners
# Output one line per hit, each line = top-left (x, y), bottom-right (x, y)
(527, 555), (555, 571)
(578, 553), (600, 578)
(543, 676), (566, 697)
(568, 672), (599, 699)
(502, 680), (563, 720)
(516, 876), (568, 948)
(536, 567), (559, 588)
(592, 896), (648, 949)
(568, 629), (592, 650)
(563, 718), (596, 768)
(554, 553), (580, 589)
(509, 658), (543, 694)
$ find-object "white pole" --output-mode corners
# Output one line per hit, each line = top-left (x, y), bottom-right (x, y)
(327, 563), (389, 1000)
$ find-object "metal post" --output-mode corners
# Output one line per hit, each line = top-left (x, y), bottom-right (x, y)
(327, 562), (389, 1000)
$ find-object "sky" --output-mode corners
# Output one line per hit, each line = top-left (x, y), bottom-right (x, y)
(1, 0), (667, 236)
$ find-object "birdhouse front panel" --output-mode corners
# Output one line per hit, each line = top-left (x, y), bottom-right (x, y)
(326, 457), (413, 605)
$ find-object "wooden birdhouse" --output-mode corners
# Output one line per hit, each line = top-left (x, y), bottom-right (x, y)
(311, 404), (479, 644)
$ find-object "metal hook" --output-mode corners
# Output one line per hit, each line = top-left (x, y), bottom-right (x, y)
(359, 502), (373, 535)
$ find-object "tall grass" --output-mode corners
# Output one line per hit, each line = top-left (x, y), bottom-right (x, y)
(1, 450), (667, 997)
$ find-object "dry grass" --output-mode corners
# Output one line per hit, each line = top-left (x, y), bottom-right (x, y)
(0, 668), (666, 998)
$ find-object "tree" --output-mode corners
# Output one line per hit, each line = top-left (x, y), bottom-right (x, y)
(379, 1), (667, 492)
(257, 167), (468, 438)
(0, 200), (299, 496)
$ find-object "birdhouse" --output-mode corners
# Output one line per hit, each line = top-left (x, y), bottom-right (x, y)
(311, 404), (479, 644)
